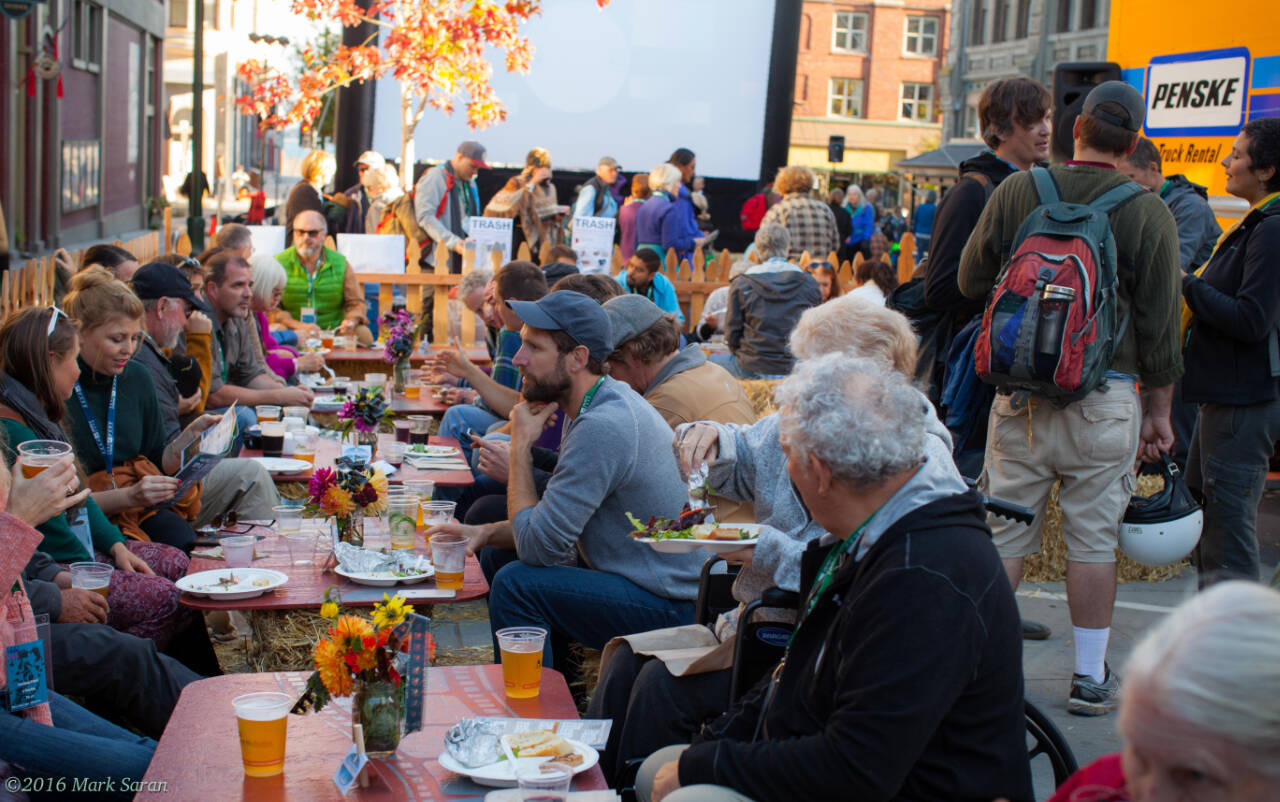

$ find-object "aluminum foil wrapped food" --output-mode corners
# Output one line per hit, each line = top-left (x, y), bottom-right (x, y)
(333, 542), (400, 574)
(444, 718), (503, 767)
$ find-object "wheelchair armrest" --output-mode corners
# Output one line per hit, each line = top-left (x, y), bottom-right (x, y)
(760, 587), (800, 609)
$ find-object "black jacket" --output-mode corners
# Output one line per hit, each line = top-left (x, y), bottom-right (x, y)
(829, 202), (853, 247)
(1182, 200), (1280, 405)
(678, 491), (1032, 802)
(922, 151), (1018, 319)
(726, 266), (821, 376)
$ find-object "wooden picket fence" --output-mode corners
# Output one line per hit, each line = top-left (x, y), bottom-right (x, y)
(3, 229), (163, 318)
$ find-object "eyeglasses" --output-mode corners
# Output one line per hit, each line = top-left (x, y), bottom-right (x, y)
(295, 228), (325, 238)
(181, 256), (201, 270)
(807, 261), (834, 271)
(209, 509), (255, 534)
(46, 305), (68, 336)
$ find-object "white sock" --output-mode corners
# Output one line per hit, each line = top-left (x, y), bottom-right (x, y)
(1073, 626), (1110, 683)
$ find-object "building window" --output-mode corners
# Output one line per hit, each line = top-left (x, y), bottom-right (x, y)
(965, 105), (980, 139)
(832, 11), (868, 53)
(801, 74), (809, 102)
(901, 82), (934, 121)
(904, 16), (939, 56)
(71, 0), (103, 72)
(1080, 0), (1099, 29)
(1056, 0), (1074, 33)
(1015, 0), (1031, 38)
(170, 0), (217, 30)
(970, 1), (987, 46)
(801, 12), (812, 50)
(991, 2), (1009, 43)
(828, 78), (864, 118)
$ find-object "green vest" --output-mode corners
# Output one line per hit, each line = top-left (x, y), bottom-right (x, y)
(277, 247), (349, 330)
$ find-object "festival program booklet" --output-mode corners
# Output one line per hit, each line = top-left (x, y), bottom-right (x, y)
(163, 403), (238, 504)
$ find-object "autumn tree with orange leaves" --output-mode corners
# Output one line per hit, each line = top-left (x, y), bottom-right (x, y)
(237, 0), (609, 183)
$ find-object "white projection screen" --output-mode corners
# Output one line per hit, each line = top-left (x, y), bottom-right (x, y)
(371, 0), (778, 181)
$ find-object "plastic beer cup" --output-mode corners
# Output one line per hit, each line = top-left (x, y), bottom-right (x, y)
(429, 532), (466, 590)
(233, 692), (292, 777)
(17, 440), (71, 478)
(496, 627), (547, 699)
(387, 497), (419, 549)
(255, 405), (281, 424)
(68, 562), (112, 604)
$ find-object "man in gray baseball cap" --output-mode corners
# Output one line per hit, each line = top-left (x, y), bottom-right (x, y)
(957, 74), (1183, 716)
(426, 289), (702, 675)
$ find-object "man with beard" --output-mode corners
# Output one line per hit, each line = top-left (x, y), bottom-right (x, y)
(272, 209), (373, 344)
(425, 291), (702, 675)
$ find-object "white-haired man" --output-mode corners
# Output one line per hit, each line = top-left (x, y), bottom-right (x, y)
(636, 354), (1032, 802)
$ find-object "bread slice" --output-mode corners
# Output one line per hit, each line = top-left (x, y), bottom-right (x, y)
(707, 527), (746, 541)
(506, 730), (574, 758)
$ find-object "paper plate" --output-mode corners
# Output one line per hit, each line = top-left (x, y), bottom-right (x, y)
(633, 523), (764, 554)
(252, 457), (312, 474)
(437, 738), (599, 788)
(176, 568), (288, 600)
(334, 564), (434, 587)
(406, 444), (460, 458)
(311, 396), (349, 411)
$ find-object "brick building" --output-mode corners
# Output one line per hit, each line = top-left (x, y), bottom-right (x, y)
(789, 0), (951, 201)
(1, 0), (165, 254)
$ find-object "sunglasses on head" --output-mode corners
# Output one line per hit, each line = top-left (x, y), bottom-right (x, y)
(46, 305), (68, 336)
(807, 261), (833, 271)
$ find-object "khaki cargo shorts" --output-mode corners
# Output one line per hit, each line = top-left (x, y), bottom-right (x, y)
(981, 383), (1140, 563)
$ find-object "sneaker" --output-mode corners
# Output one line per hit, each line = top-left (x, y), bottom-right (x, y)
(1021, 620), (1051, 640)
(1067, 664), (1120, 716)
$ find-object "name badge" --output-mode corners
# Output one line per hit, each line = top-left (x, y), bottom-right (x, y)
(301, 307), (317, 325)
(4, 640), (48, 712)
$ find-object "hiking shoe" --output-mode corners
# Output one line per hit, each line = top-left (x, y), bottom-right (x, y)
(1067, 665), (1120, 716)
(1021, 620), (1051, 640)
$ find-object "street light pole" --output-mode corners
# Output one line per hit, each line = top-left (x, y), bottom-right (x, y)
(188, 0), (206, 251)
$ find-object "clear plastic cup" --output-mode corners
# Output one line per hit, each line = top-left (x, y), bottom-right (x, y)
(68, 561), (112, 604)
(233, 692), (293, 777)
(255, 405), (281, 423)
(384, 441), (408, 466)
(292, 432), (316, 465)
(274, 505), (302, 534)
(17, 440), (72, 478)
(429, 532), (466, 590)
(422, 499), (455, 528)
(363, 373), (387, 390)
(402, 479), (435, 528)
(386, 497), (419, 549)
(284, 531), (316, 565)
(496, 626), (547, 699)
(222, 535), (256, 568)
(516, 762), (572, 800)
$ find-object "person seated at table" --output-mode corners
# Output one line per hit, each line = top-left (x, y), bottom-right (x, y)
(447, 268), (498, 354)
(551, 272), (623, 304)
(0, 493), (156, 799)
(426, 291), (702, 675)
(130, 263), (283, 529)
(60, 269), (221, 553)
(541, 244), (580, 287)
(272, 209), (373, 345)
(1045, 581), (1280, 802)
(589, 296), (938, 780)
(0, 306), (202, 649)
(435, 261), (548, 463)
(80, 243), (141, 282)
(710, 223), (821, 380)
(202, 251), (314, 426)
(249, 255), (327, 383)
(634, 354), (1032, 802)
(616, 248), (684, 323)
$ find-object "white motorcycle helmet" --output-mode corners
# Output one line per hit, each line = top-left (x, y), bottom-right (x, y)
(1118, 454), (1203, 567)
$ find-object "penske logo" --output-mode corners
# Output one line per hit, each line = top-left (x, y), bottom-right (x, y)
(1145, 48), (1250, 137)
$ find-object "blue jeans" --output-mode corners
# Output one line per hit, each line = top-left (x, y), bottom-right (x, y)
(1, 692), (156, 799)
(707, 352), (786, 381)
(272, 329), (299, 346)
(488, 562), (695, 674)
(439, 404), (504, 463)
(207, 404), (259, 454)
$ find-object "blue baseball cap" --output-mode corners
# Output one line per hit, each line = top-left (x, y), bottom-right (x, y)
(505, 291), (614, 362)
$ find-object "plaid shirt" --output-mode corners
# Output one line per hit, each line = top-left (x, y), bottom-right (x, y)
(761, 194), (841, 263)
(475, 327), (522, 415)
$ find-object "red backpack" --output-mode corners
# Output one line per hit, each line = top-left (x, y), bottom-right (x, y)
(740, 190), (776, 232)
(974, 167), (1142, 404)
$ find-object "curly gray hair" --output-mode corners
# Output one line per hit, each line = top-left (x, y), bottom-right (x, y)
(776, 353), (925, 487)
(458, 268), (493, 297)
(753, 222), (790, 261)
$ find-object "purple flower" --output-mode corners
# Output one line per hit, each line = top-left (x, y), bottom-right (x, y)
(309, 467), (336, 500)
(339, 401), (356, 420)
(354, 418), (374, 434)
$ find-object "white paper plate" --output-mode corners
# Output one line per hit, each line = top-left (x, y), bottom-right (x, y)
(252, 457), (312, 474)
(334, 564), (434, 587)
(311, 397), (349, 411)
(407, 444), (459, 458)
(437, 738), (599, 788)
(633, 523), (764, 554)
(176, 568), (288, 600)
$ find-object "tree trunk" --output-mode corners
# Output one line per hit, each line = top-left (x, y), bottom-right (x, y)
(399, 86), (416, 188)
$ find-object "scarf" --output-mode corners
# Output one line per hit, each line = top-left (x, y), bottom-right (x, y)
(0, 373), (66, 443)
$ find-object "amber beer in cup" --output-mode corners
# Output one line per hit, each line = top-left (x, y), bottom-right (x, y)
(233, 692), (292, 777)
(69, 562), (112, 608)
(255, 405), (281, 424)
(496, 627), (546, 699)
(17, 440), (72, 478)
(320, 330), (335, 350)
(429, 531), (465, 590)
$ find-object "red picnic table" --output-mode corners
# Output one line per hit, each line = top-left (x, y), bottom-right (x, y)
(242, 434), (474, 488)
(179, 527), (490, 611)
(135, 666), (610, 801)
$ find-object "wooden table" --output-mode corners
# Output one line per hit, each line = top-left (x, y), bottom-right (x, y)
(389, 395), (450, 416)
(243, 434), (474, 488)
(326, 347), (491, 382)
(136, 666), (608, 801)
(180, 527), (490, 612)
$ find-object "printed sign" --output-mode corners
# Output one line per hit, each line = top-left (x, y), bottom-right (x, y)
(571, 216), (616, 275)
(403, 613), (431, 734)
(247, 225), (287, 259)
(1145, 48), (1250, 137)
(466, 217), (513, 265)
(337, 233), (406, 275)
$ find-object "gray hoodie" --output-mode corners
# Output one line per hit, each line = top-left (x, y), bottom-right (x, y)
(511, 376), (706, 601)
(727, 260), (822, 376)
(1161, 174), (1222, 271)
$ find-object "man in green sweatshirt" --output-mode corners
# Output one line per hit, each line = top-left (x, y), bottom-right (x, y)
(958, 81), (1183, 717)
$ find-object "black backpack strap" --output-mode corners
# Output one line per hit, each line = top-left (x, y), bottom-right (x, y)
(1030, 166), (1059, 206)
(1088, 180), (1145, 215)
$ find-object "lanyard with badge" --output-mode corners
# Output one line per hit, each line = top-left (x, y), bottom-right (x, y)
(577, 377), (605, 417)
(301, 252), (323, 325)
(788, 502), (885, 648)
(73, 377), (116, 488)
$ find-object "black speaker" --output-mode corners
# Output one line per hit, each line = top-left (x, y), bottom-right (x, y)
(827, 135), (845, 163)
(1051, 62), (1122, 163)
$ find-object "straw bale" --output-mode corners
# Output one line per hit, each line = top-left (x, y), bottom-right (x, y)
(739, 380), (780, 419)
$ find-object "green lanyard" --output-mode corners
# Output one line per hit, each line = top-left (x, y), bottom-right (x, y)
(216, 331), (229, 382)
(305, 252), (325, 309)
(789, 505), (884, 647)
(577, 377), (605, 417)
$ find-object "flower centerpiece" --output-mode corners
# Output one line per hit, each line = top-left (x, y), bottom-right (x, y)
(305, 458), (388, 546)
(337, 385), (393, 457)
(381, 309), (424, 393)
(300, 590), (436, 757)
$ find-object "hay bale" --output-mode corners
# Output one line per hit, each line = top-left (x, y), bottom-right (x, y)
(739, 379), (780, 419)
(1022, 473), (1189, 583)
